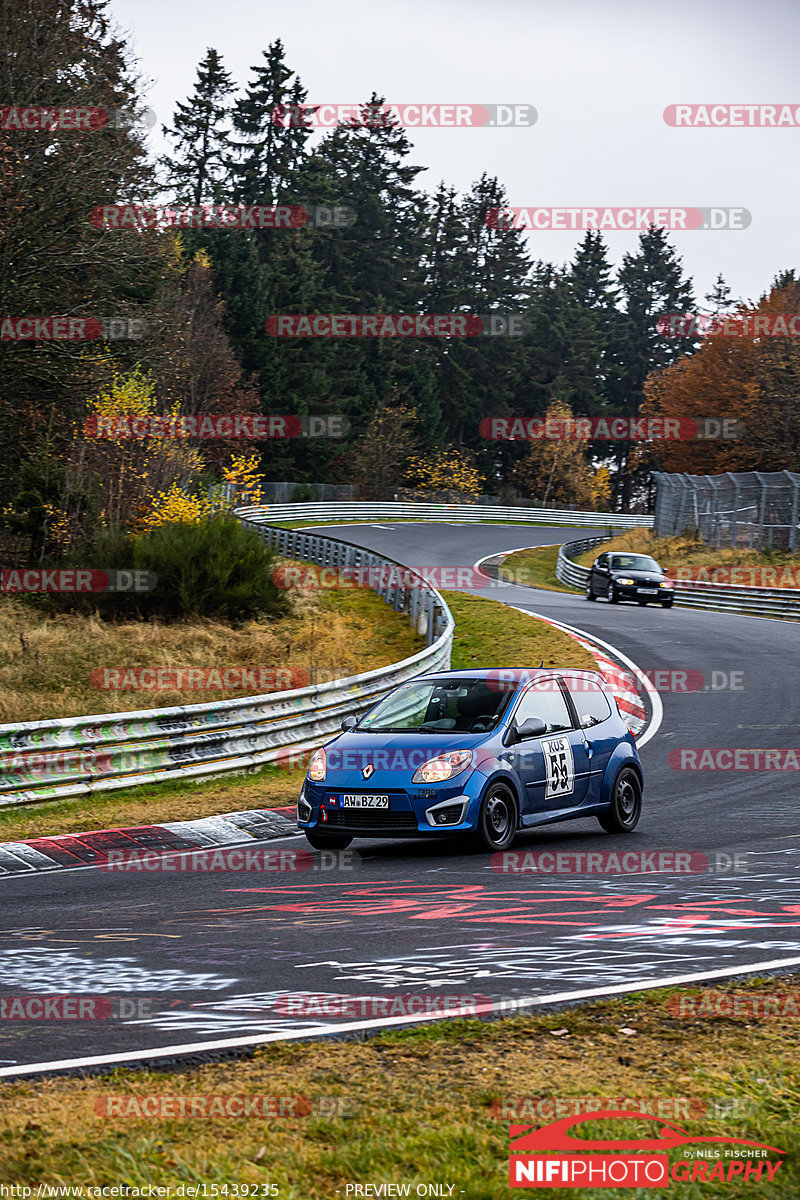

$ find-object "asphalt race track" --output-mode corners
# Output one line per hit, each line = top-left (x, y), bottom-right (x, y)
(1, 522), (799, 1076)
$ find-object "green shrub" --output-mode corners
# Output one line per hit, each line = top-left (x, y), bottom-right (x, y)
(34, 517), (288, 624)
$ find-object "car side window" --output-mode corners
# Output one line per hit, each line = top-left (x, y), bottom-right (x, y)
(573, 681), (612, 728)
(514, 679), (573, 733)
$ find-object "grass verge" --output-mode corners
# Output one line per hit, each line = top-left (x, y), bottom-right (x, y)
(0, 977), (797, 1195)
(0, 591), (594, 841)
(496, 544), (576, 593)
(442, 590), (595, 670)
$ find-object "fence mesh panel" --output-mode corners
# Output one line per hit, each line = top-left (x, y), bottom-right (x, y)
(653, 471), (800, 551)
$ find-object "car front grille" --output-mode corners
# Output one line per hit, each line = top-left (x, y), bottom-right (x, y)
(324, 809), (418, 830)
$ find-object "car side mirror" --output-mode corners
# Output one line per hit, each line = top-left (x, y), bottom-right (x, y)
(510, 716), (547, 743)
(340, 715), (358, 731)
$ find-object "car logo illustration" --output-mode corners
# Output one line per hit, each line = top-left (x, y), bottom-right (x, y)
(509, 1111), (785, 1155)
(362, 763), (375, 779)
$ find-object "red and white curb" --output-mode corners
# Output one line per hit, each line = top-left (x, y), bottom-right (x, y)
(512, 607), (662, 748)
(561, 627), (646, 735)
(0, 807), (299, 878)
(471, 546), (659, 744)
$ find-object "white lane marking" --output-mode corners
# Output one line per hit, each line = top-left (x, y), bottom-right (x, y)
(4, 952), (800, 1077)
(509, 607), (664, 750)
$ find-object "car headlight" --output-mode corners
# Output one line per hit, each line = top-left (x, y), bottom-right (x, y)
(659, 580), (674, 588)
(308, 747), (327, 781)
(616, 577), (635, 586)
(412, 749), (473, 784)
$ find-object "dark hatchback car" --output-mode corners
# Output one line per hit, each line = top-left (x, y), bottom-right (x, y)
(586, 551), (674, 607)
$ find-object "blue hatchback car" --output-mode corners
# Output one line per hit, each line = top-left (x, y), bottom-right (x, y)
(297, 668), (644, 851)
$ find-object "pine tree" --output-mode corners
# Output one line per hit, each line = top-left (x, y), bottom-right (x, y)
(704, 273), (734, 314)
(612, 228), (696, 509)
(230, 41), (312, 205)
(424, 174), (532, 476)
(564, 231), (624, 418)
(0, 0), (159, 507)
(160, 48), (235, 205)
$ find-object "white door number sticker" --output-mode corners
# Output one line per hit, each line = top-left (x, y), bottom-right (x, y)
(542, 735), (575, 799)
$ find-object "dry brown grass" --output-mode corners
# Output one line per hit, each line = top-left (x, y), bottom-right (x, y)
(0, 566), (422, 723)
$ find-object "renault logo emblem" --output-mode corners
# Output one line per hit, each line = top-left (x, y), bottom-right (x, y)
(362, 763), (375, 779)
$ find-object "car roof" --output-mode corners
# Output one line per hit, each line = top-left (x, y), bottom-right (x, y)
(419, 668), (612, 691)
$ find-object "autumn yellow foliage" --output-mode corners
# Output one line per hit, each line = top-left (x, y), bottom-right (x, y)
(405, 446), (484, 499)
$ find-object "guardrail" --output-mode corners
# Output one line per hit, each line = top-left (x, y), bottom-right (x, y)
(0, 526), (454, 809)
(551, 536), (610, 590)
(234, 501), (653, 529)
(555, 538), (800, 620)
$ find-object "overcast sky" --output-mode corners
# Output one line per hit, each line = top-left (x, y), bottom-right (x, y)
(110, 0), (799, 306)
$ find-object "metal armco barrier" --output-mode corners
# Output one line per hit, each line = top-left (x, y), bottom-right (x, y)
(555, 538), (800, 621)
(234, 501), (653, 529)
(0, 525), (454, 808)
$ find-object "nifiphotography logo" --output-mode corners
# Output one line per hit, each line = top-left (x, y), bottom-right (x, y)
(508, 1110), (785, 1188)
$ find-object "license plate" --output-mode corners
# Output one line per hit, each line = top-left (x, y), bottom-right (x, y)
(638, 588), (658, 594)
(339, 794), (390, 808)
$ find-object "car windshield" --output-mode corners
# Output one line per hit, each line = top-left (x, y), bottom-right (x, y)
(358, 677), (516, 733)
(610, 554), (661, 572)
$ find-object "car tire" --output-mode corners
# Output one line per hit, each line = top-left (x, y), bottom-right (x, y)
(475, 783), (518, 852)
(305, 830), (354, 850)
(609, 584), (620, 604)
(585, 581), (596, 600)
(661, 597), (674, 608)
(598, 767), (642, 833)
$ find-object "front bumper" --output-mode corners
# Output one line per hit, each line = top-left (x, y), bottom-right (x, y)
(298, 774), (484, 836)
(615, 583), (672, 601)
